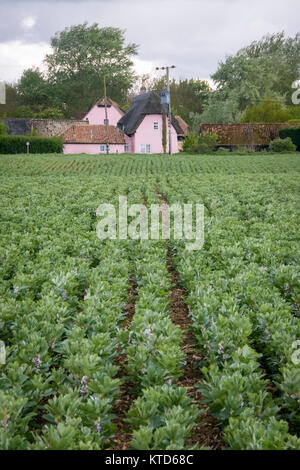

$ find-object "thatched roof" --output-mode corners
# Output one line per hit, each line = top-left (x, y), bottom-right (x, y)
(117, 92), (184, 136)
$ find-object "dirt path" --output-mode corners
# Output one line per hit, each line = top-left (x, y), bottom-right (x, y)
(157, 191), (224, 450)
(110, 279), (137, 450)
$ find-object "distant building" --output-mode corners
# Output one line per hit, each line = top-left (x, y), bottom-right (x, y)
(61, 92), (185, 154)
(61, 124), (128, 154)
(117, 92), (184, 154)
(83, 98), (125, 127)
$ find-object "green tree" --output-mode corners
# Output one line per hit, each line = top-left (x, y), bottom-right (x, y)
(17, 68), (53, 107)
(201, 32), (300, 123)
(45, 23), (138, 117)
(0, 121), (8, 135)
(149, 77), (210, 125)
(0, 83), (23, 117)
(241, 99), (292, 123)
(13, 105), (64, 119)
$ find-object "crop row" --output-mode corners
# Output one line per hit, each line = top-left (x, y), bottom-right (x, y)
(0, 181), (132, 449)
(1, 153), (300, 178)
(121, 186), (200, 450)
(151, 176), (300, 449)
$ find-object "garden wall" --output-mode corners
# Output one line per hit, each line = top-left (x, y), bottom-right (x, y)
(31, 119), (88, 137)
(0, 118), (89, 137)
(200, 123), (299, 147)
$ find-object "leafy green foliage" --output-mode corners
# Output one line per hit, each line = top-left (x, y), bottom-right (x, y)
(224, 408), (300, 450)
(45, 23), (138, 117)
(13, 105), (64, 119)
(0, 154), (299, 450)
(201, 32), (300, 123)
(241, 99), (292, 123)
(127, 385), (199, 450)
(0, 136), (63, 154)
(269, 137), (296, 153)
(0, 121), (8, 135)
(182, 132), (218, 153)
(148, 77), (210, 126)
(279, 127), (300, 150)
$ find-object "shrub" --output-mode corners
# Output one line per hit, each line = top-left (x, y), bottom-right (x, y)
(0, 135), (63, 154)
(279, 127), (300, 150)
(269, 137), (296, 153)
(233, 146), (250, 155)
(241, 99), (292, 123)
(26, 128), (41, 137)
(183, 132), (218, 154)
(216, 147), (231, 154)
(0, 121), (8, 135)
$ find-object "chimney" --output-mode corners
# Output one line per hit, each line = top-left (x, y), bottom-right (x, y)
(140, 75), (147, 94)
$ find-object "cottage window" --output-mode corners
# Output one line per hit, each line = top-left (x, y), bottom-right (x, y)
(124, 143), (129, 152)
(100, 144), (110, 153)
(154, 122), (159, 130)
(141, 144), (151, 154)
(104, 119), (109, 125)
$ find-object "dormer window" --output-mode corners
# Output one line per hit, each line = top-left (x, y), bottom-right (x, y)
(154, 122), (159, 130)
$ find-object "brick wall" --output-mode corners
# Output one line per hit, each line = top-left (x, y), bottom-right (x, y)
(200, 123), (299, 147)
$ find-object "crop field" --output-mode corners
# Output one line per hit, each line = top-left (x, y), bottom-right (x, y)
(0, 153), (299, 450)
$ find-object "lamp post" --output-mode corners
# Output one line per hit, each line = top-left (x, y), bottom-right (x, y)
(26, 141), (30, 155)
(156, 65), (176, 155)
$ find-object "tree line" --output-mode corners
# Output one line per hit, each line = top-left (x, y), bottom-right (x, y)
(0, 24), (299, 127)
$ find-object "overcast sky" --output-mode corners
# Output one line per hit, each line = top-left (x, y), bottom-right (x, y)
(0, 0), (299, 84)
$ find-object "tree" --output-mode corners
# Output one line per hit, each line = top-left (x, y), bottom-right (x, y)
(45, 23), (138, 117)
(150, 77), (210, 125)
(199, 90), (242, 124)
(0, 83), (23, 117)
(201, 32), (300, 123)
(0, 121), (8, 135)
(128, 75), (210, 126)
(240, 99), (292, 123)
(13, 105), (64, 119)
(17, 68), (53, 107)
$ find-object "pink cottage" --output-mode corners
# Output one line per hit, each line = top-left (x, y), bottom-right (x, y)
(83, 97), (125, 127)
(61, 92), (185, 154)
(117, 92), (184, 154)
(61, 124), (128, 154)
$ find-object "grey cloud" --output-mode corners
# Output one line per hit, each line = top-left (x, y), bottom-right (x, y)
(0, 0), (299, 82)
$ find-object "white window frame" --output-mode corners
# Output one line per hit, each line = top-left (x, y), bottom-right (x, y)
(124, 143), (129, 152)
(154, 122), (159, 130)
(100, 144), (110, 153)
(141, 144), (151, 154)
(104, 119), (109, 125)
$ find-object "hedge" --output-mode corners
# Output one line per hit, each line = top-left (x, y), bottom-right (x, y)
(278, 127), (300, 150)
(0, 135), (63, 154)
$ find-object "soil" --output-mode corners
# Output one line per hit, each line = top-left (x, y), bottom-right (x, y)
(110, 279), (138, 450)
(157, 191), (224, 450)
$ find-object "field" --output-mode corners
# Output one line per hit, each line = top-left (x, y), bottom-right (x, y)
(0, 152), (299, 450)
